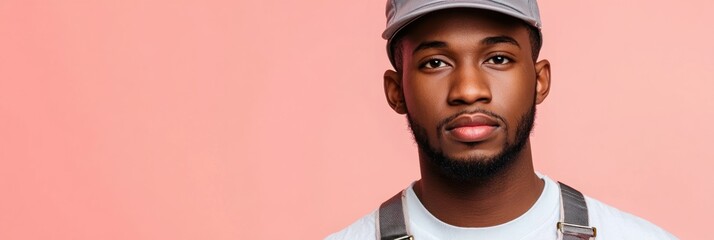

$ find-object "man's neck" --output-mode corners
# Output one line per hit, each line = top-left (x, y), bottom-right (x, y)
(413, 142), (544, 227)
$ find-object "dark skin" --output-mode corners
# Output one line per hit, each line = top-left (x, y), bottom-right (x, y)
(384, 9), (552, 227)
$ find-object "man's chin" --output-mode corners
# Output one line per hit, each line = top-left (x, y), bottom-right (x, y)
(421, 140), (525, 181)
(424, 150), (512, 182)
(440, 145), (504, 162)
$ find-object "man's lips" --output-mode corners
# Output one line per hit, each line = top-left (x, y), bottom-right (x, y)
(445, 114), (500, 142)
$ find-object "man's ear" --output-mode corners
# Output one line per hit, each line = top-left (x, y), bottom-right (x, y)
(534, 59), (551, 105)
(384, 70), (407, 114)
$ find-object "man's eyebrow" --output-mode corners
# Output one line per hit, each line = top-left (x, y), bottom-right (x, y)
(481, 36), (521, 48)
(411, 37), (519, 55)
(412, 41), (447, 55)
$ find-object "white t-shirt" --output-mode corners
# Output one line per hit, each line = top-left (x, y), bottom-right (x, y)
(326, 175), (676, 240)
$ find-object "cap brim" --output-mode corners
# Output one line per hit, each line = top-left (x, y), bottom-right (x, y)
(382, 1), (539, 40)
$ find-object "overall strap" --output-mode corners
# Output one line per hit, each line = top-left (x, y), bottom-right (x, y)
(557, 182), (597, 240)
(377, 191), (412, 240)
(377, 182), (597, 240)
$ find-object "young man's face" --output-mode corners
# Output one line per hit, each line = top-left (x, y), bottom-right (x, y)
(384, 9), (551, 179)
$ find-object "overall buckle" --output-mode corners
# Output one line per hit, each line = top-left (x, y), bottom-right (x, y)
(557, 222), (597, 238)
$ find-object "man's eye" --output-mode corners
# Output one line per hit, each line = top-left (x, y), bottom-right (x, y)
(486, 56), (511, 65)
(421, 59), (448, 69)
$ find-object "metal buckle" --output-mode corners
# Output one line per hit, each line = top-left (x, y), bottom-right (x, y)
(393, 235), (414, 240)
(557, 222), (597, 237)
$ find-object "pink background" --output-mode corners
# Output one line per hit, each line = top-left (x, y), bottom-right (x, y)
(0, 0), (711, 239)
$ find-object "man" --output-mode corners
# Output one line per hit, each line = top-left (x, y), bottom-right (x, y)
(327, 0), (676, 239)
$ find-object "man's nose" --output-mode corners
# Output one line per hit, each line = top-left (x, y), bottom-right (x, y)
(447, 65), (492, 106)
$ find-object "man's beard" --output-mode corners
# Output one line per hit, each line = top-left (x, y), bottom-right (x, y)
(407, 104), (536, 182)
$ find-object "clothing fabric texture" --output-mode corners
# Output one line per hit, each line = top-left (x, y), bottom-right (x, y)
(326, 175), (676, 240)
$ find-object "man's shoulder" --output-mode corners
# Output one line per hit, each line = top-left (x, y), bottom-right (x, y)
(324, 210), (377, 240)
(584, 195), (677, 239)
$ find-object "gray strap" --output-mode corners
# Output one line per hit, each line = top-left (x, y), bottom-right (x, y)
(558, 182), (597, 240)
(378, 191), (412, 240)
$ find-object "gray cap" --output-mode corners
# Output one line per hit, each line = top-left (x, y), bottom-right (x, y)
(383, 0), (542, 67)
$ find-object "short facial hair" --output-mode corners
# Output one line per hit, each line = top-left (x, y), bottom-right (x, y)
(407, 104), (536, 182)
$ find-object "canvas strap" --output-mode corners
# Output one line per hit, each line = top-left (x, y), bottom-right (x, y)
(377, 191), (412, 240)
(557, 182), (597, 240)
